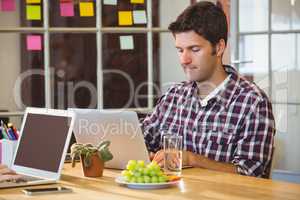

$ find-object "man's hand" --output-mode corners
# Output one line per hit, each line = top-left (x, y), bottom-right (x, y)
(151, 150), (189, 168)
(0, 165), (24, 182)
(152, 150), (164, 167)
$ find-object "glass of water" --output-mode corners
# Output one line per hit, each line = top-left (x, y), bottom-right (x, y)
(163, 134), (182, 176)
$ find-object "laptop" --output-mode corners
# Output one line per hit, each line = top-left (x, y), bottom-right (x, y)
(0, 107), (75, 189)
(69, 108), (151, 169)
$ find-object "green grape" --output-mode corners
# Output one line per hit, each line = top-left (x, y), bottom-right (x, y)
(151, 176), (158, 183)
(129, 177), (137, 183)
(143, 176), (151, 183)
(128, 160), (137, 166)
(137, 160), (145, 168)
(121, 170), (131, 177)
(152, 164), (161, 172)
(137, 176), (144, 183)
(123, 160), (170, 184)
(143, 168), (150, 176)
(158, 176), (167, 183)
(156, 170), (163, 177)
(126, 160), (137, 171)
(133, 171), (142, 178)
(137, 167), (144, 175)
(123, 175), (131, 182)
(149, 170), (157, 177)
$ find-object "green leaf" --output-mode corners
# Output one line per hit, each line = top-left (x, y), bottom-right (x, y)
(99, 147), (113, 162)
(97, 141), (111, 150)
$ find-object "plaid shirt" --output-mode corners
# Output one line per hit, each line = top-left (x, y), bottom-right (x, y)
(142, 65), (275, 177)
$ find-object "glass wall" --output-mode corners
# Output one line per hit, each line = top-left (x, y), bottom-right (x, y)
(236, 0), (300, 173)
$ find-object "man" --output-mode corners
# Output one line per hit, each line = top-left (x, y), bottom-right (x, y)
(0, 164), (23, 182)
(142, 1), (275, 177)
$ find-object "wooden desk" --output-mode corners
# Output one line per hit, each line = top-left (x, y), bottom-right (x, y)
(1, 164), (300, 200)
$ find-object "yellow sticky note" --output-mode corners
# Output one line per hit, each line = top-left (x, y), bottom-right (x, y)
(79, 2), (94, 17)
(26, 0), (41, 3)
(26, 5), (41, 20)
(118, 11), (133, 26)
(130, 0), (144, 4)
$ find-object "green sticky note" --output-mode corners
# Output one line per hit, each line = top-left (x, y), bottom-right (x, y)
(26, 5), (41, 20)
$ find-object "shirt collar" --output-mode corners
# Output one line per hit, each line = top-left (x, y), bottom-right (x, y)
(189, 65), (240, 108)
(200, 74), (231, 106)
(215, 65), (240, 108)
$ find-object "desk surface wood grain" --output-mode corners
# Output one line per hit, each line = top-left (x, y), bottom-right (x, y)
(1, 164), (300, 200)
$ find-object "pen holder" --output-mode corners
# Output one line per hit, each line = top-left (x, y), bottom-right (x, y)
(0, 139), (18, 168)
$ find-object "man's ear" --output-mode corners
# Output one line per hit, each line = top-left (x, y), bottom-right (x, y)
(216, 39), (226, 57)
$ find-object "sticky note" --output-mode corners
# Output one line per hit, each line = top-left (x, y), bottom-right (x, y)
(133, 10), (147, 24)
(79, 2), (94, 17)
(60, 2), (74, 17)
(26, 5), (41, 20)
(120, 36), (134, 50)
(26, 0), (41, 3)
(130, 0), (144, 4)
(103, 0), (117, 5)
(27, 35), (42, 51)
(118, 11), (133, 26)
(1, 0), (16, 11)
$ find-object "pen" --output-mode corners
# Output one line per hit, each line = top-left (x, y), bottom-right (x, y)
(7, 123), (19, 140)
(12, 127), (19, 140)
(1, 120), (10, 140)
(1, 127), (9, 139)
(7, 128), (16, 140)
(0, 127), (3, 140)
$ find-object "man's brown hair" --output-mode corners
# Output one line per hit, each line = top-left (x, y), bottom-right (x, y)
(168, 1), (228, 47)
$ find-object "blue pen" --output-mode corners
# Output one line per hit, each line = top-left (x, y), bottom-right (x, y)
(7, 128), (16, 140)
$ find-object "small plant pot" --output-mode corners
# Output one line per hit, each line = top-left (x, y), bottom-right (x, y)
(81, 154), (104, 177)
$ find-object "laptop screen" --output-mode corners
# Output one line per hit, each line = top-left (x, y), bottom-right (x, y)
(14, 113), (71, 172)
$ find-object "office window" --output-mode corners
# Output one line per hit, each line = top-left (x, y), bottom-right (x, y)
(272, 0), (300, 30)
(1, 0), (199, 121)
(232, 0), (300, 173)
(50, 33), (97, 109)
(238, 35), (269, 95)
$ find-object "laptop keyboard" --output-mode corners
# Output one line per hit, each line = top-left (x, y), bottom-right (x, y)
(0, 175), (44, 188)
(0, 175), (42, 184)
(21, 175), (43, 182)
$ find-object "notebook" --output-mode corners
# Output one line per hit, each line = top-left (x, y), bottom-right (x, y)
(0, 107), (75, 189)
(69, 109), (151, 169)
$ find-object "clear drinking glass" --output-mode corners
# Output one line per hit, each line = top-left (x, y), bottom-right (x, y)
(163, 135), (182, 176)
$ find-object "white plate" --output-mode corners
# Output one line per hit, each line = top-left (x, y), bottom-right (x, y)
(115, 176), (181, 190)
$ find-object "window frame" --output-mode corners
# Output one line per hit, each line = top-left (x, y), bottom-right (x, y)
(0, 0), (176, 117)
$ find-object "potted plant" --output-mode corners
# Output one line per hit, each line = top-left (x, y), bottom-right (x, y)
(70, 141), (113, 177)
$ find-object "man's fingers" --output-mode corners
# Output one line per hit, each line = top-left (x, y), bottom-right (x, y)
(0, 167), (16, 175)
(149, 152), (155, 161)
(171, 157), (180, 168)
(153, 151), (164, 167)
(0, 164), (8, 169)
(0, 174), (24, 183)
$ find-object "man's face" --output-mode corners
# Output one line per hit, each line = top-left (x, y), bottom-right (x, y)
(175, 31), (218, 83)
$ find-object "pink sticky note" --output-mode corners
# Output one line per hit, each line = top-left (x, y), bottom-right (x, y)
(60, 2), (74, 17)
(26, 35), (42, 51)
(1, 0), (16, 11)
